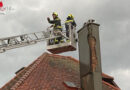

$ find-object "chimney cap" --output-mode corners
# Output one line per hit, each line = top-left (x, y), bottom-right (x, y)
(77, 19), (100, 33)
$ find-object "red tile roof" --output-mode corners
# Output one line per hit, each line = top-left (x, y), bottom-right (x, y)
(1, 53), (120, 90)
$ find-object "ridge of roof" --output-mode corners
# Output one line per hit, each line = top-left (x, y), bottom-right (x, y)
(10, 53), (48, 90)
(1, 52), (48, 90)
(1, 60), (36, 89)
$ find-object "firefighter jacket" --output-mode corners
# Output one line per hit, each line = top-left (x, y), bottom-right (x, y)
(48, 17), (62, 29)
(65, 17), (76, 27)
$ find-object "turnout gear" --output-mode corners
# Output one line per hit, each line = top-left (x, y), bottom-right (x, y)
(47, 16), (62, 30)
(65, 14), (76, 27)
(47, 12), (63, 45)
(65, 14), (76, 41)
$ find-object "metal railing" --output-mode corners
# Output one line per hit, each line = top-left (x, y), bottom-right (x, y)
(0, 23), (76, 53)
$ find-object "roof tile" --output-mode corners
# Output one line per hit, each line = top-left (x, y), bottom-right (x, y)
(1, 52), (120, 90)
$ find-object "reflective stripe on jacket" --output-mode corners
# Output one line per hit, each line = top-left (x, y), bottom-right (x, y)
(65, 20), (73, 23)
(65, 19), (76, 27)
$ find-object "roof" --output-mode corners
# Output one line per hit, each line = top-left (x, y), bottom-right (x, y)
(1, 53), (120, 90)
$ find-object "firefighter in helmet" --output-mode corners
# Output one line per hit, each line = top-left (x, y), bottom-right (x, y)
(65, 14), (76, 42)
(47, 12), (63, 44)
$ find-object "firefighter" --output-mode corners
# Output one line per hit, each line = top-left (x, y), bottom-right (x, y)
(47, 12), (63, 44)
(65, 14), (76, 42)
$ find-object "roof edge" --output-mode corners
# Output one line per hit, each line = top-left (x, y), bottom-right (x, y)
(102, 81), (120, 90)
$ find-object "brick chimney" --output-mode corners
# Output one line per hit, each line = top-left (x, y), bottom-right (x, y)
(78, 20), (102, 90)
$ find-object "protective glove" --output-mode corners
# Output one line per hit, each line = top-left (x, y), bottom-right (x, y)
(47, 17), (50, 21)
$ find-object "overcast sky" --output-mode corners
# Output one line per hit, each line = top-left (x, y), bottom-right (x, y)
(0, 0), (130, 89)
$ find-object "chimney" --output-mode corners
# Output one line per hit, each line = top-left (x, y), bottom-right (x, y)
(78, 20), (102, 90)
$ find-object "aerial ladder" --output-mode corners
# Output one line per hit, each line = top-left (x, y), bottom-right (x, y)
(0, 23), (77, 54)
